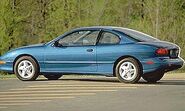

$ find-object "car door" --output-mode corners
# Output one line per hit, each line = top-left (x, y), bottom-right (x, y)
(96, 30), (121, 73)
(44, 30), (100, 72)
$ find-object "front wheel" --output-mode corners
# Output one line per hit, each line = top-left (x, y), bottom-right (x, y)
(142, 72), (164, 83)
(44, 74), (63, 80)
(115, 58), (142, 83)
(14, 56), (39, 81)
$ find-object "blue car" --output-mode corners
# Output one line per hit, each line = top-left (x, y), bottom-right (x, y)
(0, 26), (184, 83)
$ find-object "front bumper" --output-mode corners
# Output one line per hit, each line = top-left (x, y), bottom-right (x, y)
(0, 57), (14, 73)
(142, 57), (184, 74)
(0, 61), (6, 64)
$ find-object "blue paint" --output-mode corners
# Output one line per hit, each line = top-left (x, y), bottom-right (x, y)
(0, 26), (184, 76)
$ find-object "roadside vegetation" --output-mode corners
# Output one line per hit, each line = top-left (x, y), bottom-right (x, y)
(0, 72), (15, 79)
(0, 0), (185, 74)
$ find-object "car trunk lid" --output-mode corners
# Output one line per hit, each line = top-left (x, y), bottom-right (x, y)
(138, 41), (180, 58)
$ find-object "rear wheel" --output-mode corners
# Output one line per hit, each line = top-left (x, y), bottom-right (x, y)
(14, 56), (39, 81)
(44, 74), (62, 80)
(115, 57), (142, 83)
(142, 72), (164, 83)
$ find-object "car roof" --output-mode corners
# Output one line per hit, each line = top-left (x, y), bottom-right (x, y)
(74, 26), (120, 30)
(77, 26), (114, 29)
(45, 26), (141, 45)
(74, 26), (135, 32)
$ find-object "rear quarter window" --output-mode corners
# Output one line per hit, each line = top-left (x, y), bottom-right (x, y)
(98, 32), (120, 45)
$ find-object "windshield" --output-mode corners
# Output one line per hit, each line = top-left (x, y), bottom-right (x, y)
(115, 28), (159, 42)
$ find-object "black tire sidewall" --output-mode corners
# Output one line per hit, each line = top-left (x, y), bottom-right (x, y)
(14, 56), (39, 81)
(142, 72), (164, 83)
(43, 74), (62, 80)
(115, 58), (141, 83)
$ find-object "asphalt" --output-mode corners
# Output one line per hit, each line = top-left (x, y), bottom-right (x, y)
(0, 73), (185, 111)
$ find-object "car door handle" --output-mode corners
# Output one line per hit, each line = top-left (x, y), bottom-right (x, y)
(86, 49), (93, 52)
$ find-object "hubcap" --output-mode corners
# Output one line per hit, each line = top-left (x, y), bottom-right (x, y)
(119, 62), (137, 81)
(17, 60), (35, 79)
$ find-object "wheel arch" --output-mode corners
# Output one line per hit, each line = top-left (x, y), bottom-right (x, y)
(13, 54), (40, 73)
(113, 55), (143, 76)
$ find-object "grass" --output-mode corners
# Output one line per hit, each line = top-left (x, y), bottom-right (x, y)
(0, 73), (104, 80)
(0, 72), (185, 80)
(0, 74), (16, 79)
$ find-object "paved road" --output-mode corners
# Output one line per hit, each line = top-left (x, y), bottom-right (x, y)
(0, 73), (185, 111)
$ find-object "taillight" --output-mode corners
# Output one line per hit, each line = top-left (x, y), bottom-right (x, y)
(156, 48), (168, 55)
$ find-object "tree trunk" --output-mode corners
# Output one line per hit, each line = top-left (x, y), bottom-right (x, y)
(8, 0), (16, 50)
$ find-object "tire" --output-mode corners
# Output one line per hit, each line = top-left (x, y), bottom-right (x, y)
(14, 56), (39, 81)
(142, 72), (164, 83)
(44, 74), (62, 80)
(115, 57), (142, 83)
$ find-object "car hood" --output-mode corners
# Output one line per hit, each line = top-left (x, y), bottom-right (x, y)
(20, 43), (45, 48)
(0, 43), (45, 61)
(12, 43), (45, 51)
(137, 41), (179, 49)
(1, 43), (45, 58)
(4, 43), (45, 55)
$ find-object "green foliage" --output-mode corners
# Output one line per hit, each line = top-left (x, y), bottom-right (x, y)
(0, 0), (185, 71)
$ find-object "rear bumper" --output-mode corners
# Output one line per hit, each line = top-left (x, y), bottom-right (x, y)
(142, 57), (184, 74)
(163, 63), (182, 72)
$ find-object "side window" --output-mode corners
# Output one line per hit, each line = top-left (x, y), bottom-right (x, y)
(98, 32), (120, 45)
(58, 30), (99, 46)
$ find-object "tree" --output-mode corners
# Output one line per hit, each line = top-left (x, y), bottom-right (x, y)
(0, 0), (185, 71)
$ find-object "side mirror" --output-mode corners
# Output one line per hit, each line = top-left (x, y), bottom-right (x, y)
(54, 41), (62, 47)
